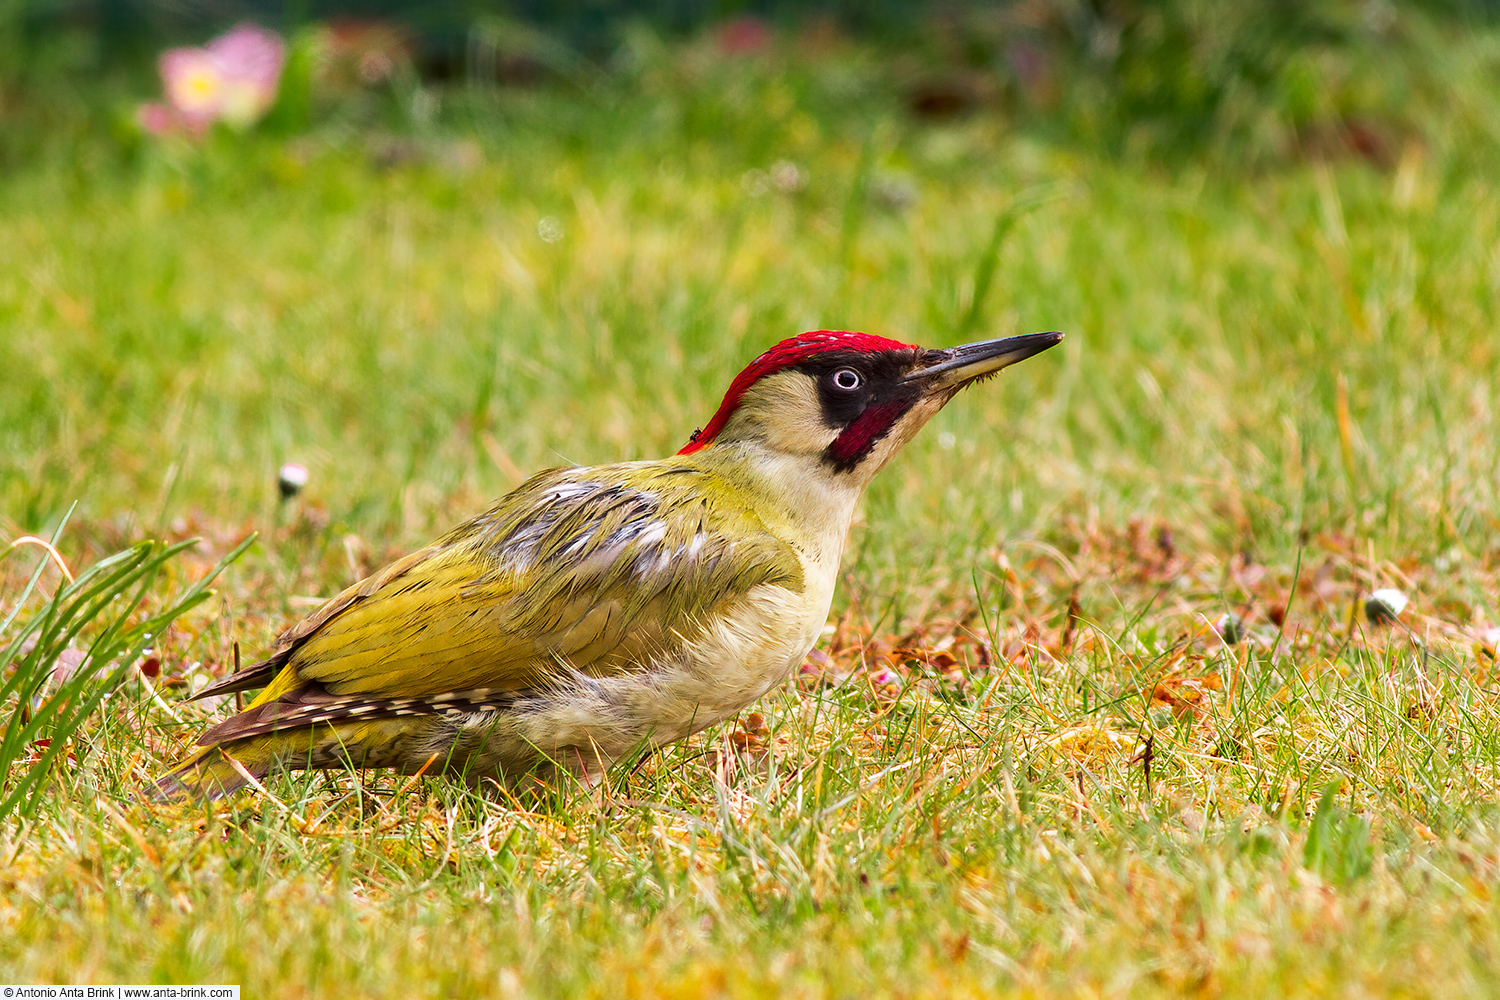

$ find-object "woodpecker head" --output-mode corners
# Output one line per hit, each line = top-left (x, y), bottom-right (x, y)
(680, 329), (1064, 485)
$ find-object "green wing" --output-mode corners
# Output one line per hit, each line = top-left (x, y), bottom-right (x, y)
(216, 460), (803, 716)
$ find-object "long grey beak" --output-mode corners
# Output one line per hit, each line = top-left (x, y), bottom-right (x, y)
(908, 331), (1064, 387)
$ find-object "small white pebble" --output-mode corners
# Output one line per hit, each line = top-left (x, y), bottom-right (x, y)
(278, 462), (309, 499)
(1214, 612), (1244, 646)
(1366, 588), (1408, 624)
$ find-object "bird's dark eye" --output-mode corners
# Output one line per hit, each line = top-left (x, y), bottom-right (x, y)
(831, 368), (863, 392)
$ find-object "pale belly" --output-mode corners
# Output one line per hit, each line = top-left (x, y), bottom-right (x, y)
(508, 582), (826, 760)
(630, 581), (828, 741)
(418, 494), (852, 784)
(296, 575), (837, 787)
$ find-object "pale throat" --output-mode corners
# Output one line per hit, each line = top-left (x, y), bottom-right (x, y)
(702, 375), (853, 544)
(695, 369), (947, 572)
(709, 439), (861, 561)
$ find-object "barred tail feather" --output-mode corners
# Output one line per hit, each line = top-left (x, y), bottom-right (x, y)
(150, 718), (435, 801)
(150, 728), (334, 801)
(151, 745), (264, 801)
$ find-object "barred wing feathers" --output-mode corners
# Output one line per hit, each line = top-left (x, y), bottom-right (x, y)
(195, 461), (803, 745)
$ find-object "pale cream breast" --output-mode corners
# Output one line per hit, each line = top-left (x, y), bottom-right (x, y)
(484, 438), (865, 777)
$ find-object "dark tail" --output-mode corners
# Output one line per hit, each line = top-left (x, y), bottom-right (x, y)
(149, 745), (262, 801)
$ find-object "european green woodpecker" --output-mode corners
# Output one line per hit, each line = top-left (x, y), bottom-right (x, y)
(155, 329), (1062, 798)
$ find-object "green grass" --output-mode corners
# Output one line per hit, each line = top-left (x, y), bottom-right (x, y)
(4, 18), (1500, 998)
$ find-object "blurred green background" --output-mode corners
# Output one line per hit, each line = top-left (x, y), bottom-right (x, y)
(6, 7), (1500, 994)
(2, 0), (1498, 612)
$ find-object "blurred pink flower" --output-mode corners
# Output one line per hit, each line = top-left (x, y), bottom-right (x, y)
(149, 22), (286, 135)
(717, 16), (771, 55)
(205, 23), (287, 124)
(159, 47), (225, 127)
(135, 100), (210, 138)
(136, 101), (178, 136)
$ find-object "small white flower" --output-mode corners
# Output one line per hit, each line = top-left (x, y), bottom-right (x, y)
(537, 216), (564, 243)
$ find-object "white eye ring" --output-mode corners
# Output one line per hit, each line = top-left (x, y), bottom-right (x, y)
(832, 368), (862, 391)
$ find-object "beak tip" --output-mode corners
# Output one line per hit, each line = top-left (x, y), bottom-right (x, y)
(913, 330), (1066, 384)
(1034, 331), (1065, 350)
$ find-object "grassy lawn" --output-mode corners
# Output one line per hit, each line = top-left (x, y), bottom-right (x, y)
(4, 19), (1500, 997)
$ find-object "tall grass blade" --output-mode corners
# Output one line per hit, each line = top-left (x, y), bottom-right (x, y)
(0, 531), (254, 822)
